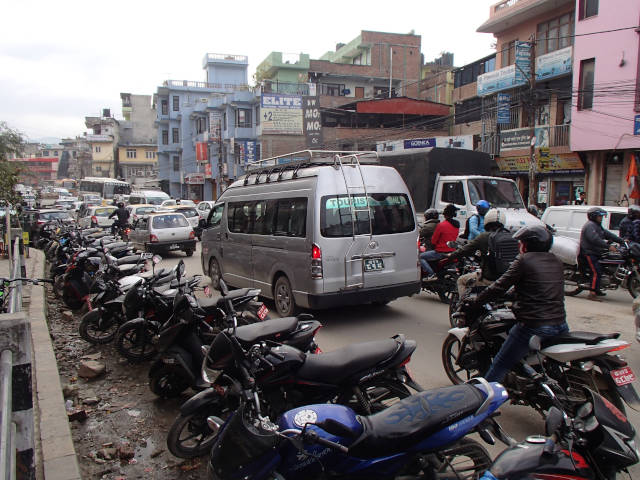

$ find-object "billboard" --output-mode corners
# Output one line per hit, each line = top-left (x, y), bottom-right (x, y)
(497, 93), (511, 124)
(535, 46), (572, 81)
(500, 127), (549, 151)
(196, 142), (208, 162)
(209, 112), (222, 142)
(303, 96), (323, 148)
(239, 141), (257, 164)
(261, 93), (303, 135)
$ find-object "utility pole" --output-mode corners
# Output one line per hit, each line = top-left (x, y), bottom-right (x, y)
(527, 37), (537, 207)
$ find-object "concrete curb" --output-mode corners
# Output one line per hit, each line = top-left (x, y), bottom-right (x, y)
(28, 250), (82, 480)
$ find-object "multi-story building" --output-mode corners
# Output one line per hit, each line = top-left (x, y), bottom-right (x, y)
(420, 52), (455, 105)
(474, 0), (580, 206)
(60, 137), (92, 179)
(85, 111), (119, 178)
(117, 93), (157, 186)
(571, 0), (640, 205)
(9, 157), (59, 187)
(155, 54), (258, 200)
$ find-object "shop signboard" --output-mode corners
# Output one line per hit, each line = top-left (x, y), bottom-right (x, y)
(535, 46), (572, 81)
(634, 114), (640, 135)
(204, 164), (212, 177)
(514, 41), (532, 85)
(496, 156), (530, 172)
(404, 138), (436, 149)
(500, 128), (531, 151)
(303, 96), (323, 148)
(477, 65), (518, 96)
(184, 173), (205, 185)
(260, 93), (303, 135)
(496, 153), (583, 173)
(435, 135), (473, 150)
(497, 93), (511, 124)
(240, 141), (257, 164)
(209, 112), (222, 142)
(196, 142), (208, 163)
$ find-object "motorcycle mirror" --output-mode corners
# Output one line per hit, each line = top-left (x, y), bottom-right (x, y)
(204, 285), (212, 297)
(529, 335), (542, 352)
(152, 255), (162, 265)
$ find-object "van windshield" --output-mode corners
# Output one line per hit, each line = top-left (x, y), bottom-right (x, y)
(321, 193), (415, 237)
(468, 179), (524, 209)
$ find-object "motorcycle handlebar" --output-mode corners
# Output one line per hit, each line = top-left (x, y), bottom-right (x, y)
(303, 430), (349, 454)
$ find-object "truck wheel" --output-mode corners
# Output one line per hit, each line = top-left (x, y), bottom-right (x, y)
(274, 276), (297, 317)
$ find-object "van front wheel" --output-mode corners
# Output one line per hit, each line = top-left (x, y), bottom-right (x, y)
(274, 276), (297, 317)
(209, 258), (221, 290)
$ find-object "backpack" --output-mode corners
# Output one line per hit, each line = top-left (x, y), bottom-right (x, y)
(459, 214), (478, 240)
(486, 229), (520, 277)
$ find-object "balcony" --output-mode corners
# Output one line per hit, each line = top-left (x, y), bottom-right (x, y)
(477, 0), (573, 33)
(549, 124), (569, 147)
(202, 53), (248, 68)
(163, 80), (253, 92)
(261, 81), (309, 95)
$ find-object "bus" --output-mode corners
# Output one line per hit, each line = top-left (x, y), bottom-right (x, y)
(79, 177), (131, 202)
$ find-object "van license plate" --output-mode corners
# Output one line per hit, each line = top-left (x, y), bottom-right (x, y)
(364, 258), (384, 272)
(169, 244), (180, 250)
(611, 367), (636, 386)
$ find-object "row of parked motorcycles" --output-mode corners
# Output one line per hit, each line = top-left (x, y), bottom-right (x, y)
(39, 220), (640, 479)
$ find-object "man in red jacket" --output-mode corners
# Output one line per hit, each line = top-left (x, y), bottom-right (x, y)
(419, 204), (460, 280)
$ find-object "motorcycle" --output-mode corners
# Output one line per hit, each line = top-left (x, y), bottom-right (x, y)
(204, 331), (506, 480)
(167, 305), (421, 459)
(564, 242), (640, 298)
(479, 338), (638, 480)
(442, 297), (640, 416)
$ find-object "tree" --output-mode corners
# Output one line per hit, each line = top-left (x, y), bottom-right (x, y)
(0, 122), (25, 205)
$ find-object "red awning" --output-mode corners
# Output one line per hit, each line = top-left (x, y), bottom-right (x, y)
(354, 97), (450, 116)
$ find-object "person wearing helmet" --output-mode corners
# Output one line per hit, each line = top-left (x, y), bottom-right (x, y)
(527, 204), (540, 218)
(579, 207), (624, 300)
(467, 200), (491, 241)
(109, 201), (130, 235)
(618, 204), (640, 242)
(419, 209), (440, 249)
(419, 204), (460, 281)
(464, 224), (568, 382)
(445, 208), (520, 297)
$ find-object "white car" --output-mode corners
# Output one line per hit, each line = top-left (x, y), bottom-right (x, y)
(126, 204), (160, 223)
(78, 206), (117, 229)
(541, 205), (627, 241)
(196, 200), (215, 219)
(129, 212), (196, 257)
(164, 206), (200, 229)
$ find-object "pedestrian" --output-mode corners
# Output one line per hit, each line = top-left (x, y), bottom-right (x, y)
(575, 191), (587, 205)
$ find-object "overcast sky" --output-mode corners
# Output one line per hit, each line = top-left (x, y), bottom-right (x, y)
(1, 0), (497, 141)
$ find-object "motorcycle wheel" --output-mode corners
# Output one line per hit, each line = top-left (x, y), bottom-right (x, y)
(628, 270), (640, 298)
(149, 364), (190, 398)
(563, 264), (583, 296)
(79, 309), (120, 344)
(426, 438), (491, 480)
(167, 397), (238, 459)
(448, 292), (460, 327)
(115, 322), (157, 362)
(442, 334), (484, 385)
(53, 275), (65, 299)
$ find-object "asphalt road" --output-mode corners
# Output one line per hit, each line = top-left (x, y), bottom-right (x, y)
(157, 243), (640, 474)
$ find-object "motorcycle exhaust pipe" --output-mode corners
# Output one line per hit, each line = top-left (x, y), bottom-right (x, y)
(206, 416), (224, 435)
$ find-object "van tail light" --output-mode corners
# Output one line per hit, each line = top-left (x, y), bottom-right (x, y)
(311, 244), (323, 279)
(150, 234), (159, 243)
(91, 215), (98, 224)
(189, 230), (195, 240)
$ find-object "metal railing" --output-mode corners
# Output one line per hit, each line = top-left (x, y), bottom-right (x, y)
(7, 237), (23, 314)
(0, 348), (15, 480)
(549, 124), (570, 147)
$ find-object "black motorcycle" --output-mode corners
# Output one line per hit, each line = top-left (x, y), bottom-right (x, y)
(564, 243), (640, 298)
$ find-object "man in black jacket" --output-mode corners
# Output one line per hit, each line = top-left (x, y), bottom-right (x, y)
(419, 209), (440, 249)
(579, 207), (623, 301)
(109, 202), (130, 234)
(465, 225), (569, 383)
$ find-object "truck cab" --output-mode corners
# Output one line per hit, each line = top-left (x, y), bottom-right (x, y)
(432, 175), (542, 232)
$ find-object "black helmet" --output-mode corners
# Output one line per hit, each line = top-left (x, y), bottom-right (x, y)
(443, 204), (459, 218)
(629, 205), (640, 218)
(424, 208), (439, 220)
(513, 224), (553, 252)
(587, 207), (607, 222)
(118, 202), (124, 208)
(527, 204), (539, 217)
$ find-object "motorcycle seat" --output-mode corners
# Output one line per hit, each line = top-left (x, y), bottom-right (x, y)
(231, 316), (300, 345)
(542, 330), (620, 347)
(117, 255), (141, 265)
(216, 288), (254, 306)
(296, 338), (401, 384)
(117, 264), (141, 275)
(347, 384), (485, 459)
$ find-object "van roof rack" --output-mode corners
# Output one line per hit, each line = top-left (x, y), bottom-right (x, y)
(243, 150), (379, 176)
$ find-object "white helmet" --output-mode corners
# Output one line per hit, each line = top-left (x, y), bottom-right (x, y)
(484, 208), (506, 227)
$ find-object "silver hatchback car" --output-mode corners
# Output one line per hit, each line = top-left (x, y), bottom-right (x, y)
(129, 212), (196, 257)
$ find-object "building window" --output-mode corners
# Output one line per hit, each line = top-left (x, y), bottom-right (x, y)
(172, 128), (179, 143)
(43, 150), (49, 156)
(501, 40), (516, 67)
(126, 149), (137, 159)
(319, 83), (345, 96)
(579, 0), (598, 20)
(237, 109), (251, 128)
(173, 156), (180, 171)
(95, 146), (101, 153)
(195, 117), (207, 134)
(54, 151), (59, 156)
(95, 166), (102, 172)
(537, 13), (574, 55)
(162, 130), (168, 145)
(161, 100), (168, 115)
(578, 58), (595, 110)
(172, 96), (179, 111)
(145, 151), (155, 159)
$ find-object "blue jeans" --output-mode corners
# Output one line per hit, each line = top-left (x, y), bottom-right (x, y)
(484, 322), (569, 383)
(420, 250), (444, 275)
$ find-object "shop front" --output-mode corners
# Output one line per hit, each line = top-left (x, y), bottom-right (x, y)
(184, 173), (205, 201)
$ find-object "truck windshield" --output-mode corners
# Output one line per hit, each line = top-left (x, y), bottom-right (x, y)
(468, 179), (524, 209)
(321, 193), (415, 237)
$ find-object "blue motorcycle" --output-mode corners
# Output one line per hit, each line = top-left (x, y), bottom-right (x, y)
(207, 376), (509, 480)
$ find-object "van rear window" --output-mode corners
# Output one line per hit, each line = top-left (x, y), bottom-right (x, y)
(321, 194), (414, 237)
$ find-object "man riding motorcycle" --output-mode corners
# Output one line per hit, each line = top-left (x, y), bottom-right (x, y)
(419, 208), (440, 249)
(618, 204), (640, 242)
(467, 199), (490, 240)
(419, 204), (459, 281)
(463, 224), (569, 383)
(579, 206), (624, 301)
(109, 202), (130, 235)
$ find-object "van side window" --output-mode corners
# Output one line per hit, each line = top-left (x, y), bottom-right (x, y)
(441, 182), (465, 205)
(208, 204), (224, 227)
(274, 198), (307, 237)
(227, 202), (250, 233)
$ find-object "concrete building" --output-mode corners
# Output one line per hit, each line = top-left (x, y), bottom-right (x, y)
(475, 0), (578, 206)
(155, 54), (258, 200)
(570, 0), (640, 206)
(420, 52), (455, 106)
(9, 157), (59, 187)
(85, 111), (119, 178)
(60, 137), (92, 179)
(118, 93), (158, 186)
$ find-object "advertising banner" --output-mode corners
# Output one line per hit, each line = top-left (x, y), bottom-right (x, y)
(196, 142), (208, 162)
(500, 128), (531, 151)
(497, 93), (511, 124)
(404, 138), (436, 149)
(261, 93), (303, 135)
(477, 65), (518, 96)
(496, 153), (583, 172)
(204, 164), (212, 177)
(536, 46), (572, 81)
(435, 135), (473, 150)
(303, 96), (323, 148)
(241, 141), (257, 164)
(209, 112), (222, 142)
(184, 173), (205, 185)
(514, 41), (532, 85)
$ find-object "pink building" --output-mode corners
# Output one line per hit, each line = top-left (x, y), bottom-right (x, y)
(571, 0), (640, 205)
